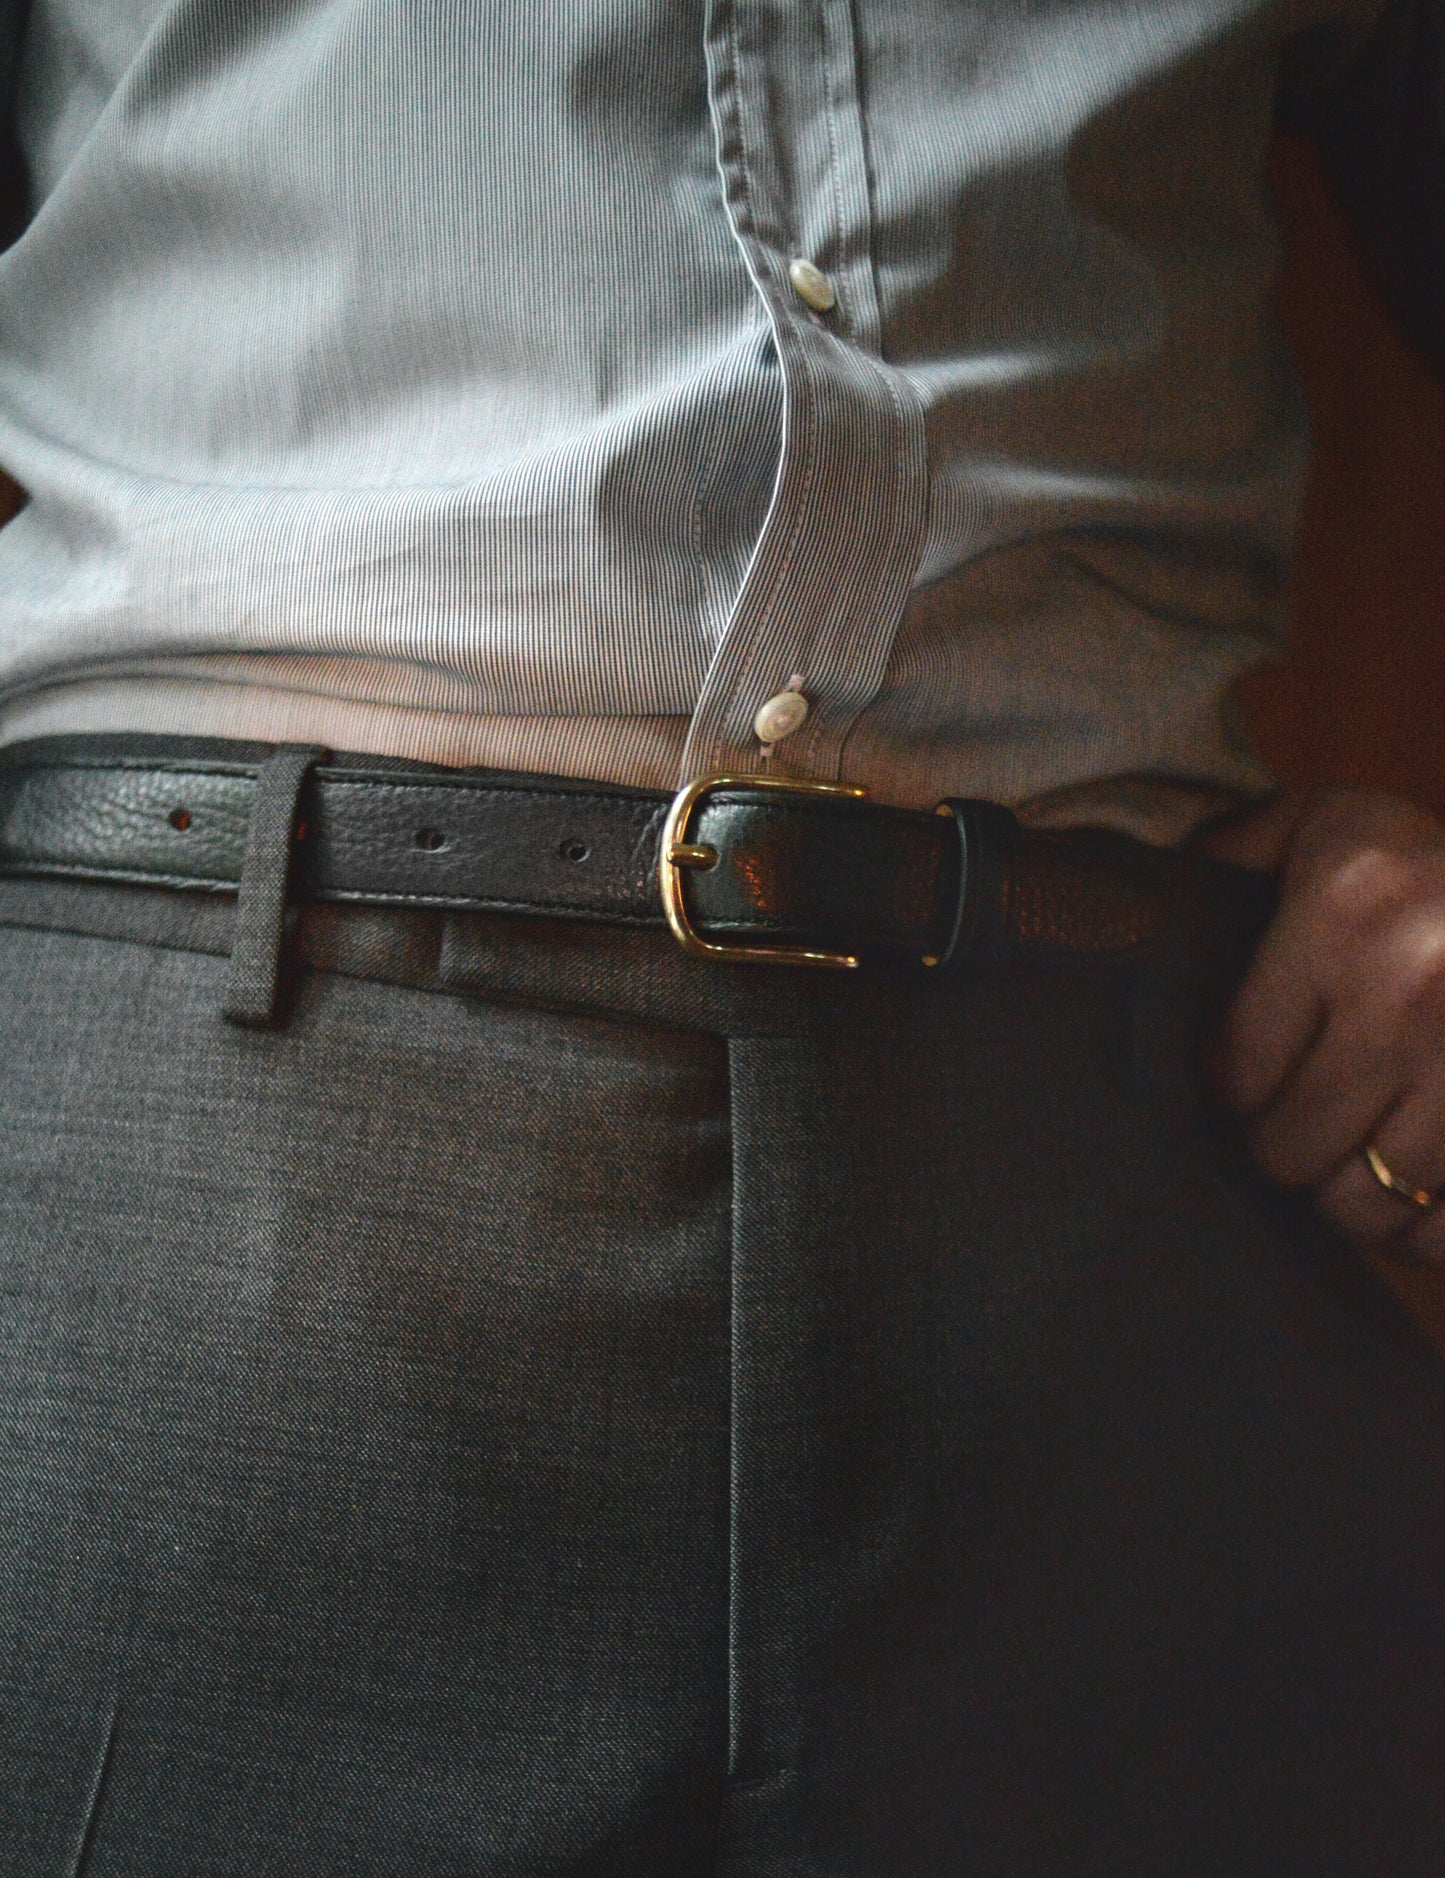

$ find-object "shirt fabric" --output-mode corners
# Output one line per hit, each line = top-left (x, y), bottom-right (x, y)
(0, 0), (1433, 842)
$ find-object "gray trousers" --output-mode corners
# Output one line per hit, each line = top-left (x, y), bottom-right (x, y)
(2, 850), (1444, 1876)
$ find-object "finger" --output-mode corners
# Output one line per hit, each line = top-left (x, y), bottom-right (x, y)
(1312, 1080), (1445, 1251)
(1212, 898), (1330, 1116)
(1316, 1156), (1445, 1264)
(1246, 984), (1412, 1187)
(1215, 808), (1445, 1117)
(1233, 880), (1445, 1183)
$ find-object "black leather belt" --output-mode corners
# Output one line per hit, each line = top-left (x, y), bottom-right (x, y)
(0, 739), (1171, 972)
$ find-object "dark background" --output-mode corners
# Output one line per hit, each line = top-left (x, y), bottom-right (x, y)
(1255, 136), (1445, 1346)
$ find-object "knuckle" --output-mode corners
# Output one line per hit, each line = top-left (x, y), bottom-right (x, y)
(1392, 914), (1445, 1011)
(1314, 848), (1429, 931)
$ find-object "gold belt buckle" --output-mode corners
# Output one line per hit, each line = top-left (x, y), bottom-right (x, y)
(659, 771), (869, 969)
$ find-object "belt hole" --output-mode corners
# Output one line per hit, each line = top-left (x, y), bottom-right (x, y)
(415, 828), (447, 852)
(558, 838), (589, 863)
(168, 807), (191, 832)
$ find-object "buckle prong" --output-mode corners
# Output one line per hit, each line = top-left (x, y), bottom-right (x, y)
(659, 771), (868, 969)
(666, 841), (719, 870)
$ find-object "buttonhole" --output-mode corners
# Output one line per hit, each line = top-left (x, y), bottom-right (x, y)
(294, 819), (309, 843)
(415, 828), (448, 852)
(168, 807), (191, 832)
(558, 837), (589, 863)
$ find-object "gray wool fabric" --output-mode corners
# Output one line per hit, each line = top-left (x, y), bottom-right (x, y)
(0, 0), (1439, 839)
(3, 857), (1445, 1874)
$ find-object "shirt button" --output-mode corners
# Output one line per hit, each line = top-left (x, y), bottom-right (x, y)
(753, 689), (810, 744)
(787, 258), (836, 314)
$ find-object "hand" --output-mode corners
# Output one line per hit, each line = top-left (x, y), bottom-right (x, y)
(1198, 788), (1445, 1261)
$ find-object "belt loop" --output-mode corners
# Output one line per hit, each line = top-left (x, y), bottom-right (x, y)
(222, 744), (329, 1029)
(928, 798), (1019, 973)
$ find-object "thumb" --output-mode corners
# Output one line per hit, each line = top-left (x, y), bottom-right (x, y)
(1191, 791), (1306, 874)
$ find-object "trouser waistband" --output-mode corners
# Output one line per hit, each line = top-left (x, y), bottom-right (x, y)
(4, 824), (1441, 1872)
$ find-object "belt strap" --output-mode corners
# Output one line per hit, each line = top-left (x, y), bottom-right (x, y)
(0, 746), (1172, 967)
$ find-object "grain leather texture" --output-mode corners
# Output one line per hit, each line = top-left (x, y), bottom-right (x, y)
(0, 738), (1174, 964)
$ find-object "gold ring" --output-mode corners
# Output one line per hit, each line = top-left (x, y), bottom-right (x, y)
(1364, 1143), (1437, 1212)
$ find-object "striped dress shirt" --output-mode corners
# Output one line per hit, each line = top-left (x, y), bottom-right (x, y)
(0, 0), (1433, 840)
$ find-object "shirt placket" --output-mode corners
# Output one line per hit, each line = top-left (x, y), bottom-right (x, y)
(684, 0), (928, 787)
